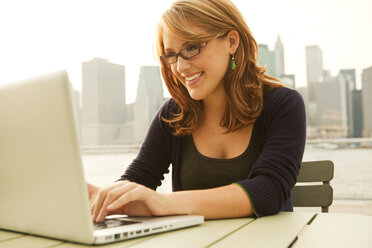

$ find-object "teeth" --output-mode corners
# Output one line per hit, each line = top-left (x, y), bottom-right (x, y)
(186, 72), (202, 81)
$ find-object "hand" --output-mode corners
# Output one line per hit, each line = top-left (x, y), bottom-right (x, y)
(90, 181), (169, 223)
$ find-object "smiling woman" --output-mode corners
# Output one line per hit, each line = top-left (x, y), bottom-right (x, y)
(88, 0), (306, 222)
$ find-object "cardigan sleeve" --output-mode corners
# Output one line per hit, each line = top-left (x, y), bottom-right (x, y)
(236, 88), (306, 217)
(118, 99), (176, 190)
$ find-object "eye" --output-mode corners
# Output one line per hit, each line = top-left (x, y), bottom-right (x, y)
(165, 52), (176, 58)
(185, 45), (198, 52)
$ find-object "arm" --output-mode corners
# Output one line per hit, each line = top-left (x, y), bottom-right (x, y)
(163, 184), (253, 219)
(236, 89), (306, 216)
(92, 181), (252, 222)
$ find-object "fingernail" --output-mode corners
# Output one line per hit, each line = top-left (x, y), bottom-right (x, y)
(107, 204), (114, 210)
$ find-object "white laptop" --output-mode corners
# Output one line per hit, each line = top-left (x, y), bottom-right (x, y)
(0, 71), (204, 245)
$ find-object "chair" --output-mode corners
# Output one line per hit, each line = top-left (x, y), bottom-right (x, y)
(293, 160), (334, 213)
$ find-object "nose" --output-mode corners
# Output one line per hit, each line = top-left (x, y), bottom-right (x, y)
(176, 56), (191, 74)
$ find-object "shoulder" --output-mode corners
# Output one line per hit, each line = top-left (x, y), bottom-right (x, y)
(263, 87), (304, 113)
(259, 87), (306, 126)
(264, 87), (303, 105)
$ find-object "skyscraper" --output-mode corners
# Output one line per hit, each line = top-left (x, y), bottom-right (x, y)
(134, 66), (165, 143)
(340, 69), (356, 90)
(306, 45), (324, 84)
(362, 66), (372, 137)
(275, 35), (285, 77)
(338, 70), (356, 137)
(81, 58), (126, 146)
(352, 90), (363, 137)
(314, 75), (349, 138)
(258, 44), (276, 77)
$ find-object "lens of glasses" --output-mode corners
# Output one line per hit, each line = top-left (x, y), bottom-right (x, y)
(161, 43), (204, 64)
(182, 45), (200, 58)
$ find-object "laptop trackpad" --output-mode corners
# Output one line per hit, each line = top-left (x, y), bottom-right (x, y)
(94, 218), (140, 230)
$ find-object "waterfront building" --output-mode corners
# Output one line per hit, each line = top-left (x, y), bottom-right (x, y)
(314, 74), (350, 138)
(338, 70), (356, 137)
(305, 45), (324, 128)
(340, 69), (356, 90)
(275, 35), (285, 77)
(81, 58), (126, 146)
(258, 44), (276, 77)
(306, 45), (324, 85)
(134, 66), (165, 143)
(352, 90), (364, 137)
(362, 66), (372, 137)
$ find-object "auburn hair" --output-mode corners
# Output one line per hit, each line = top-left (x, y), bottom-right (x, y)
(155, 0), (283, 136)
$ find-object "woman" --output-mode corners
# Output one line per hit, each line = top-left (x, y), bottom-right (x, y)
(89, 0), (306, 222)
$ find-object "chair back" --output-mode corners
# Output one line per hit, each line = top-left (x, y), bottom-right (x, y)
(293, 160), (334, 212)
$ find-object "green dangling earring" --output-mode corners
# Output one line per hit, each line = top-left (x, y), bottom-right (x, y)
(231, 55), (236, 70)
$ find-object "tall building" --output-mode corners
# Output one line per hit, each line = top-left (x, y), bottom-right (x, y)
(305, 45), (324, 128)
(81, 58), (126, 146)
(352, 90), (363, 137)
(134, 66), (165, 143)
(258, 44), (276, 77)
(340, 69), (356, 90)
(306, 45), (324, 85)
(361, 66), (372, 137)
(314, 75), (350, 138)
(275, 35), (285, 77)
(338, 71), (356, 137)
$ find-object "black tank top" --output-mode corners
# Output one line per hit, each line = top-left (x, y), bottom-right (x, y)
(180, 127), (260, 190)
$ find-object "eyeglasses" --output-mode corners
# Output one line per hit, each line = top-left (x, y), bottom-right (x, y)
(161, 42), (208, 65)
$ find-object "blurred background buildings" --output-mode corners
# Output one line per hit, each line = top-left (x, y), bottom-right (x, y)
(72, 36), (371, 146)
(257, 37), (370, 140)
(76, 58), (166, 146)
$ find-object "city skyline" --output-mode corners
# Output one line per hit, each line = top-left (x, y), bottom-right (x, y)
(75, 55), (371, 142)
(0, 0), (371, 103)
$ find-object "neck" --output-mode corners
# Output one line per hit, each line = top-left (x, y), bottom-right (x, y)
(202, 90), (226, 122)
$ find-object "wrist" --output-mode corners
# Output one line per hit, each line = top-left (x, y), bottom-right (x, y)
(163, 191), (193, 216)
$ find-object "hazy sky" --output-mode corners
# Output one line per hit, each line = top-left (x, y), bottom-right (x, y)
(0, 0), (371, 103)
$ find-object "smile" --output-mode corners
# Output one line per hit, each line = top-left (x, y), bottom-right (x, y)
(185, 72), (203, 81)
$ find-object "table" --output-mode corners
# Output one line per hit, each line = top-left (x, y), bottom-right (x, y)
(0, 212), (371, 248)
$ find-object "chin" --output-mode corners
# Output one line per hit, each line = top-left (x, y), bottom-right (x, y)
(188, 93), (204, 101)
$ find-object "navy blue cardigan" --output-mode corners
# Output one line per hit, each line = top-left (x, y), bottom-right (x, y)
(120, 87), (306, 217)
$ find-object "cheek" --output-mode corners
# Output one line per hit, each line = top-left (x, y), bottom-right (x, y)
(170, 64), (184, 84)
(170, 64), (178, 75)
(210, 56), (230, 78)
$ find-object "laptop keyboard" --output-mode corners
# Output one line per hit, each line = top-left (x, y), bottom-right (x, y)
(94, 218), (140, 230)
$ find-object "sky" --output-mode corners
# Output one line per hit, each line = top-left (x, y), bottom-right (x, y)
(0, 0), (371, 103)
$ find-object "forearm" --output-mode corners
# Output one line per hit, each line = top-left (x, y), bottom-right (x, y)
(163, 184), (253, 219)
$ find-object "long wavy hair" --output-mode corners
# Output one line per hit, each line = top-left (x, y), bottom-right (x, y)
(155, 0), (282, 136)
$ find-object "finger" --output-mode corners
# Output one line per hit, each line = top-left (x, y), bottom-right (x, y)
(96, 182), (137, 222)
(92, 181), (125, 222)
(107, 186), (146, 212)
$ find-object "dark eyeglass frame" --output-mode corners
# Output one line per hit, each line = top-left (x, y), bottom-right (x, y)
(160, 41), (208, 65)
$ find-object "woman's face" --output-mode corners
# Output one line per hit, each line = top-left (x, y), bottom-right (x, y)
(162, 25), (232, 102)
